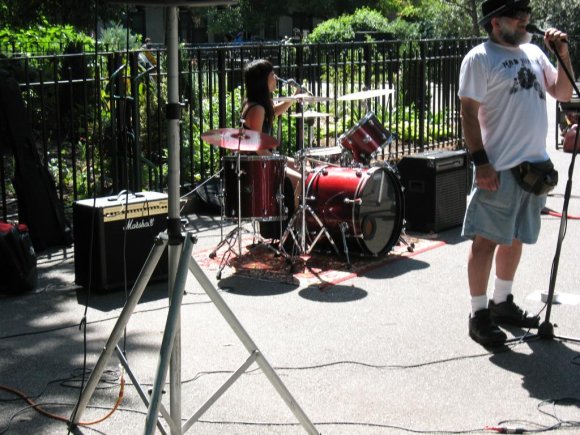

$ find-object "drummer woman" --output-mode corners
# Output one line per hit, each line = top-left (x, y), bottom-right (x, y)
(241, 58), (295, 138)
(241, 59), (303, 238)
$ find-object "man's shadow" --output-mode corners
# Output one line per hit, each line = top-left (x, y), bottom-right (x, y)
(490, 332), (580, 402)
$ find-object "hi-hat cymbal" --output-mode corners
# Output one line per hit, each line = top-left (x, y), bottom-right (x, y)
(289, 110), (330, 119)
(274, 94), (331, 103)
(201, 128), (278, 151)
(337, 88), (394, 101)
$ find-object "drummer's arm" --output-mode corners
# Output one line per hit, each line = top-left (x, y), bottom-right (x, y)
(273, 99), (293, 116)
(272, 89), (309, 116)
(243, 105), (272, 157)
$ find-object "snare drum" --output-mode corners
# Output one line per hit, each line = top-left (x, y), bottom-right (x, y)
(339, 112), (392, 163)
(305, 165), (404, 256)
(223, 154), (285, 221)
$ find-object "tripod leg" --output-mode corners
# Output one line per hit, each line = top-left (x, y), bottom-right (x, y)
(187, 256), (319, 434)
(145, 235), (194, 435)
(68, 235), (168, 427)
(115, 347), (173, 435)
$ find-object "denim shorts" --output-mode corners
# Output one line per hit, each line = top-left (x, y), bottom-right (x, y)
(462, 169), (546, 245)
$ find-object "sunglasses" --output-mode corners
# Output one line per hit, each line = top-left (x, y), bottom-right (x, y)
(500, 6), (532, 20)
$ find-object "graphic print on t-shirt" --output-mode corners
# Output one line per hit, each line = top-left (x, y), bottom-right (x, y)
(504, 57), (545, 99)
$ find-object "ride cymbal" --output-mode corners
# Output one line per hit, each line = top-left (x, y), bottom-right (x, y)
(337, 88), (394, 101)
(201, 128), (278, 151)
(289, 110), (330, 119)
(274, 94), (331, 103)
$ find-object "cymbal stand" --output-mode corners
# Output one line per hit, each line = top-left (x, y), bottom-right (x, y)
(210, 123), (287, 278)
(280, 96), (339, 256)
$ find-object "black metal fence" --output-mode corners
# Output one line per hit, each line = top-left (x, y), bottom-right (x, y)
(1, 37), (486, 220)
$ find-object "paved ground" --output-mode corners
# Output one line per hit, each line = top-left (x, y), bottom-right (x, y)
(1, 96), (580, 434)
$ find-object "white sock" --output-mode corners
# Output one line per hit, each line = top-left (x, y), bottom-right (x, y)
(492, 277), (513, 304)
(471, 295), (488, 317)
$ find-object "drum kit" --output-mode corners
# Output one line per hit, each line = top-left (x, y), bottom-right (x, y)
(202, 87), (410, 276)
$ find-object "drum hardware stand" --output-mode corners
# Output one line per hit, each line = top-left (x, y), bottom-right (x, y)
(398, 226), (415, 253)
(380, 157), (414, 253)
(280, 146), (339, 257)
(339, 222), (352, 267)
(69, 6), (318, 435)
(280, 95), (338, 256)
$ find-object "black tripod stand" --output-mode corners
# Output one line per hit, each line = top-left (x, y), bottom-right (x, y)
(510, 38), (580, 345)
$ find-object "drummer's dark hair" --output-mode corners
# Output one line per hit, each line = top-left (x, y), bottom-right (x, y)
(243, 59), (274, 132)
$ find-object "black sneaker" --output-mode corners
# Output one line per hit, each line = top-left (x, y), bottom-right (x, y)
(469, 309), (507, 345)
(489, 294), (540, 328)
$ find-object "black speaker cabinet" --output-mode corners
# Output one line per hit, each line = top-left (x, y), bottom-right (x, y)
(397, 150), (468, 233)
(73, 192), (169, 291)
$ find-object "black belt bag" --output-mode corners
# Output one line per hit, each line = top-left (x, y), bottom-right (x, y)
(511, 159), (558, 196)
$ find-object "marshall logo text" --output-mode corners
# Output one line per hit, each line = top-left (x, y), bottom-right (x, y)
(123, 218), (155, 231)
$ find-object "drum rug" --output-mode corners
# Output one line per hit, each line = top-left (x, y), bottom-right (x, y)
(193, 235), (445, 288)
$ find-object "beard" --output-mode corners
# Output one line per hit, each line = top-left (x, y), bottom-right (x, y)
(498, 19), (532, 45)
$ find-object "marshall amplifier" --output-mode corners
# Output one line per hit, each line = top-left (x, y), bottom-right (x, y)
(73, 192), (169, 291)
(397, 150), (468, 233)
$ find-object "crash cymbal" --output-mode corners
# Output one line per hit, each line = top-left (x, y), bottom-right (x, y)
(201, 128), (278, 151)
(289, 110), (330, 119)
(337, 88), (394, 101)
(274, 94), (331, 103)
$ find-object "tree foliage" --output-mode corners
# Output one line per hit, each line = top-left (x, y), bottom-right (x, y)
(0, 0), (123, 33)
(306, 7), (421, 43)
(0, 19), (94, 55)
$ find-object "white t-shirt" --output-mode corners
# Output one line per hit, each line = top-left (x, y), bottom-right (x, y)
(458, 40), (558, 171)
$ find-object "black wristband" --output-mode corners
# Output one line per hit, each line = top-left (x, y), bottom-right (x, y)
(471, 149), (489, 166)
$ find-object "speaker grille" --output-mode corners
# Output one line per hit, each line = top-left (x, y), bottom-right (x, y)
(398, 150), (468, 232)
(434, 169), (468, 231)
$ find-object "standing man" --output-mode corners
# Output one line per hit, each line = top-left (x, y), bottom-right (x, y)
(459, 0), (573, 345)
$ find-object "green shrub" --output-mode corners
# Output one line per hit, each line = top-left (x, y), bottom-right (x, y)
(0, 19), (93, 55)
(306, 8), (390, 43)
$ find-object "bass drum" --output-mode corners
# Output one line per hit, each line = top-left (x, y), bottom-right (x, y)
(305, 166), (404, 256)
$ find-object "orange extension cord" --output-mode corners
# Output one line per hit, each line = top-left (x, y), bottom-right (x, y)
(542, 207), (580, 220)
(0, 374), (125, 426)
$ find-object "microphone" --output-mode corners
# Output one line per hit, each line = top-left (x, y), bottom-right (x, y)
(525, 23), (545, 36)
(525, 24), (569, 44)
(278, 77), (309, 94)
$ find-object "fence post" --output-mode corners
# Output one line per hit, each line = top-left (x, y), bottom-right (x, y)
(364, 43), (372, 89)
(218, 49), (227, 128)
(418, 41), (426, 151)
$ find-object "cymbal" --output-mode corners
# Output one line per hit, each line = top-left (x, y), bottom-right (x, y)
(289, 110), (330, 119)
(274, 94), (331, 103)
(302, 146), (342, 156)
(337, 88), (394, 101)
(201, 128), (278, 151)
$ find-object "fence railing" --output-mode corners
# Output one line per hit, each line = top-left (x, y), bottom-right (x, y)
(0, 38), (487, 220)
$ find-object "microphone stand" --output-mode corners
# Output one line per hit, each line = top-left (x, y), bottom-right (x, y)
(510, 39), (580, 344)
